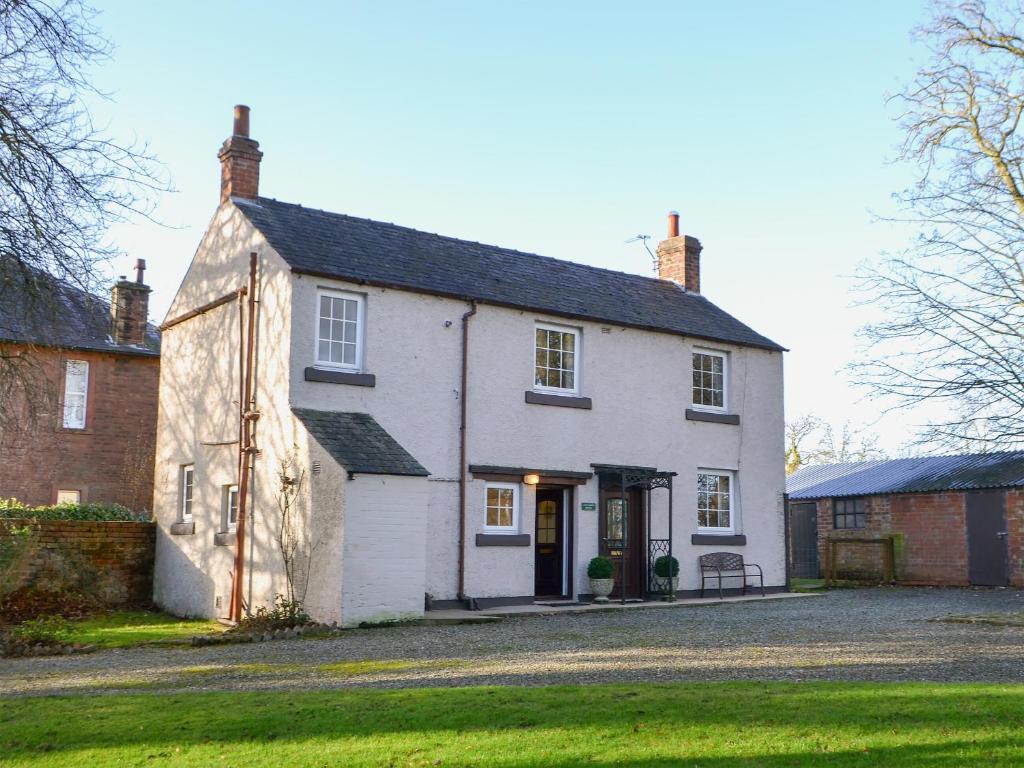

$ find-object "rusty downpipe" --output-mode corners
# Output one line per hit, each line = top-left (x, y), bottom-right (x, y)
(230, 252), (260, 623)
(457, 300), (477, 606)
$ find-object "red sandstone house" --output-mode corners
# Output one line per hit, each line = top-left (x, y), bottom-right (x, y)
(0, 263), (160, 510)
(786, 453), (1024, 587)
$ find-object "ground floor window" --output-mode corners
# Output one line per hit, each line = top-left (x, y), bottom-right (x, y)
(224, 484), (239, 531)
(180, 464), (195, 522)
(697, 470), (734, 532)
(56, 489), (80, 505)
(484, 482), (519, 532)
(833, 497), (865, 529)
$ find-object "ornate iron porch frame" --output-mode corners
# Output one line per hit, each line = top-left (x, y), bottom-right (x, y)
(591, 464), (677, 603)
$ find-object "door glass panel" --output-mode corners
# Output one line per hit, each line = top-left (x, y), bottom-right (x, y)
(537, 500), (556, 544)
(606, 498), (628, 552)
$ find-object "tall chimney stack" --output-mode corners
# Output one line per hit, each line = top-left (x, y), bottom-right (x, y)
(217, 104), (263, 203)
(111, 259), (151, 346)
(656, 210), (702, 293)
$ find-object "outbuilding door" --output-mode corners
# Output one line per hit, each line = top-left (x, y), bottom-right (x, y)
(966, 490), (1009, 586)
(789, 501), (820, 579)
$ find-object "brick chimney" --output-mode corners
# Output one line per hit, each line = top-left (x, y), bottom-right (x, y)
(111, 259), (151, 346)
(217, 105), (262, 203)
(656, 211), (703, 293)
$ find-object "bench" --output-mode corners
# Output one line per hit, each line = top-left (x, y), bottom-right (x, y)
(698, 552), (765, 599)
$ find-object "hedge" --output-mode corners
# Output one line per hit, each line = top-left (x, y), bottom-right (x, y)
(0, 499), (148, 522)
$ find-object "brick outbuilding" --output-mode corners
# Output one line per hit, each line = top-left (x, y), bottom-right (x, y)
(786, 453), (1024, 587)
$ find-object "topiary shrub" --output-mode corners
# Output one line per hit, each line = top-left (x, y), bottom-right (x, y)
(653, 555), (680, 578)
(0, 498), (147, 522)
(587, 556), (614, 580)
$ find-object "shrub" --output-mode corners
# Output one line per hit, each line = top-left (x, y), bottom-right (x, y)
(0, 522), (36, 602)
(654, 555), (680, 578)
(237, 595), (311, 633)
(0, 498), (147, 522)
(587, 556), (614, 580)
(8, 616), (72, 646)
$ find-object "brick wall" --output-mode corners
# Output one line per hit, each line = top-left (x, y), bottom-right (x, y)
(1007, 489), (1024, 587)
(0, 345), (159, 509)
(813, 491), (974, 585)
(1, 520), (155, 606)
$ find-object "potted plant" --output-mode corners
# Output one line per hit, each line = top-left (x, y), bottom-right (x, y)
(587, 556), (615, 602)
(653, 555), (679, 597)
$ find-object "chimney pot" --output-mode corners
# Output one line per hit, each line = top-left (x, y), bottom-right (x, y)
(668, 211), (680, 238)
(233, 104), (250, 138)
(655, 210), (703, 293)
(134, 258), (146, 284)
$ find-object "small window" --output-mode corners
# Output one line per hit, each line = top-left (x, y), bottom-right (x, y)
(225, 484), (239, 532)
(697, 470), (735, 532)
(315, 289), (364, 370)
(534, 323), (580, 394)
(62, 360), (89, 429)
(537, 499), (557, 544)
(692, 351), (726, 410)
(833, 498), (865, 529)
(605, 497), (628, 549)
(56, 489), (81, 505)
(180, 464), (195, 522)
(484, 482), (519, 532)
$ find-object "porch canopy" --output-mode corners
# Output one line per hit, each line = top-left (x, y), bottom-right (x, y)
(591, 464), (677, 602)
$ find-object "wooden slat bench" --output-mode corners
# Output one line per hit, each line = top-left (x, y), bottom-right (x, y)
(698, 551), (765, 599)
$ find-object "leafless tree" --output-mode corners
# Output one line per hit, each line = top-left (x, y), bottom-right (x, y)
(0, 0), (164, 428)
(786, 414), (886, 474)
(856, 0), (1024, 449)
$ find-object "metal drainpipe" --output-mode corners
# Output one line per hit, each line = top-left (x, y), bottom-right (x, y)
(457, 300), (477, 606)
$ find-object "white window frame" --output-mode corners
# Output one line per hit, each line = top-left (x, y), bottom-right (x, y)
(691, 349), (728, 412)
(224, 484), (239, 532)
(533, 322), (581, 396)
(483, 482), (520, 533)
(180, 464), (195, 522)
(56, 489), (81, 505)
(62, 359), (89, 429)
(696, 469), (736, 534)
(313, 288), (365, 371)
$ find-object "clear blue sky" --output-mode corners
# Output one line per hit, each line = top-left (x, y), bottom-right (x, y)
(91, 1), (934, 452)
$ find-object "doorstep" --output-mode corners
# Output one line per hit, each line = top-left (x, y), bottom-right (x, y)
(427, 591), (822, 621)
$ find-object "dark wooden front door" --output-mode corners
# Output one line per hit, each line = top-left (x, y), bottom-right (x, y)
(600, 487), (645, 599)
(789, 502), (820, 579)
(966, 490), (1009, 586)
(535, 489), (565, 596)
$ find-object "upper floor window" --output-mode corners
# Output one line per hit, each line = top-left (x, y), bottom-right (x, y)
(534, 323), (580, 394)
(315, 289), (364, 370)
(62, 359), (89, 429)
(697, 470), (735, 532)
(692, 350), (726, 410)
(180, 464), (195, 522)
(833, 498), (865, 530)
(225, 484), (239, 532)
(484, 482), (519, 532)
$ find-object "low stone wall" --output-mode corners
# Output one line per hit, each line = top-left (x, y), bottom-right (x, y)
(1, 519), (156, 606)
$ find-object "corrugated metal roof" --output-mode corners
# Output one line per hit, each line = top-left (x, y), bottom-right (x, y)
(786, 452), (1024, 499)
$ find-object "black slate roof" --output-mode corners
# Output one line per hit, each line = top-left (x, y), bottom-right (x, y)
(292, 408), (429, 477)
(237, 197), (784, 351)
(0, 266), (160, 357)
(787, 452), (1024, 499)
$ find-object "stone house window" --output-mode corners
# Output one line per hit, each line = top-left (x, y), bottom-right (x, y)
(180, 464), (195, 522)
(534, 323), (580, 394)
(62, 359), (89, 429)
(692, 350), (727, 411)
(56, 489), (81, 505)
(484, 482), (519, 533)
(224, 484), (239, 532)
(697, 470), (735, 533)
(315, 289), (364, 371)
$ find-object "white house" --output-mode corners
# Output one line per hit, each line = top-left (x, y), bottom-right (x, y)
(152, 106), (787, 626)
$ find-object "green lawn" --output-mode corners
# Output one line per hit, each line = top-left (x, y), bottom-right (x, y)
(1, 682), (1023, 766)
(66, 611), (222, 649)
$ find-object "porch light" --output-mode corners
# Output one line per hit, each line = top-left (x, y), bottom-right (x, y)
(523, 473), (540, 486)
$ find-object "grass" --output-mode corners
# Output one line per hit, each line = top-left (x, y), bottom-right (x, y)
(65, 611), (223, 649)
(788, 578), (827, 593)
(1, 682), (1023, 766)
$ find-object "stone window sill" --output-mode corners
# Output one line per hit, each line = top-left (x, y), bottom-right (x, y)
(524, 391), (592, 409)
(476, 533), (531, 547)
(170, 522), (195, 536)
(691, 533), (747, 545)
(213, 531), (236, 547)
(304, 367), (376, 387)
(685, 409), (740, 425)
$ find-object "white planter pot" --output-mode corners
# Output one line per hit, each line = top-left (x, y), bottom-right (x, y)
(590, 578), (615, 603)
(653, 576), (679, 595)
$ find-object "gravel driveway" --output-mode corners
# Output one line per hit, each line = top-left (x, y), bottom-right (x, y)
(3, 588), (1023, 696)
